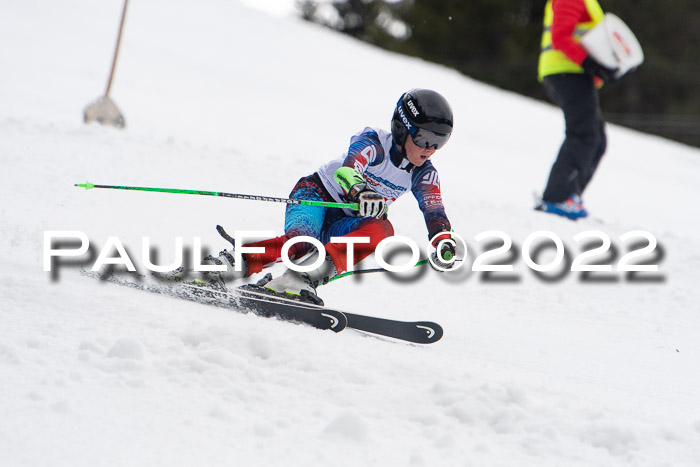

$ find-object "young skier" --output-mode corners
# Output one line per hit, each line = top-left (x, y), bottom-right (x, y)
(207, 88), (456, 304)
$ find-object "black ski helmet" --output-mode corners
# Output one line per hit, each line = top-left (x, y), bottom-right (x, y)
(391, 89), (453, 149)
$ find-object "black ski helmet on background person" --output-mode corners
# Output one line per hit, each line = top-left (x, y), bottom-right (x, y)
(391, 89), (453, 150)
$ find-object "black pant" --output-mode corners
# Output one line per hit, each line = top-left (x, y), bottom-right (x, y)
(542, 73), (607, 203)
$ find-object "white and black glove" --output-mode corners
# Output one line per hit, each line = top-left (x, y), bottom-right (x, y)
(429, 233), (456, 272)
(333, 167), (387, 219)
(356, 189), (387, 219)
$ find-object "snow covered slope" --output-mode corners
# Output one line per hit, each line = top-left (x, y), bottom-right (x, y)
(2, 1), (700, 466)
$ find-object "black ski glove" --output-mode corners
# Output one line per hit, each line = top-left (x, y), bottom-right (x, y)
(582, 56), (619, 83)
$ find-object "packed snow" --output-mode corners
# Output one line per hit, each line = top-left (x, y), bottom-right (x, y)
(1, 1), (700, 466)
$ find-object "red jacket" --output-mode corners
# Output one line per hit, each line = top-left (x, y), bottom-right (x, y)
(551, 0), (593, 65)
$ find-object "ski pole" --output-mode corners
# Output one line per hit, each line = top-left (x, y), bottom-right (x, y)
(329, 256), (464, 282)
(329, 259), (429, 282)
(74, 182), (359, 210)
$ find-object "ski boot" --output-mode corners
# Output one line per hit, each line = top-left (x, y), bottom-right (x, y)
(245, 249), (337, 306)
(535, 194), (588, 220)
(151, 225), (247, 290)
(196, 249), (249, 290)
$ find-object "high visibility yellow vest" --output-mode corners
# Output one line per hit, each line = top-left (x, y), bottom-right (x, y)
(538, 0), (604, 81)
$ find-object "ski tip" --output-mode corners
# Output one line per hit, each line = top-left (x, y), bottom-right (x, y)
(75, 181), (95, 190)
(415, 322), (444, 344)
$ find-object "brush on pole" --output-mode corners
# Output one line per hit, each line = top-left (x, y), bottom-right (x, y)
(83, 0), (129, 128)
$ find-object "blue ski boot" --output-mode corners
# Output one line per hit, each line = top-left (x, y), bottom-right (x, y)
(535, 194), (588, 220)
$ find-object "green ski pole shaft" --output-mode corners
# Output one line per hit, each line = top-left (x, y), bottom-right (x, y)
(329, 259), (429, 282)
(75, 182), (359, 210)
(328, 257), (464, 282)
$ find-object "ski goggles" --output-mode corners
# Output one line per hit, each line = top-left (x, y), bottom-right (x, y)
(410, 127), (451, 150)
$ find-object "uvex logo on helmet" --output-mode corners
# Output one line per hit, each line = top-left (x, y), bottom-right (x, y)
(397, 105), (413, 131)
(407, 99), (420, 117)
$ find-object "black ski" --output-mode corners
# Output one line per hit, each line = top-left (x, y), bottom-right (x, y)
(179, 282), (346, 332)
(228, 285), (444, 344)
(343, 312), (443, 344)
(83, 271), (442, 343)
(83, 270), (346, 332)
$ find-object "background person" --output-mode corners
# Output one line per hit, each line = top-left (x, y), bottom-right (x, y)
(535, 0), (619, 220)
